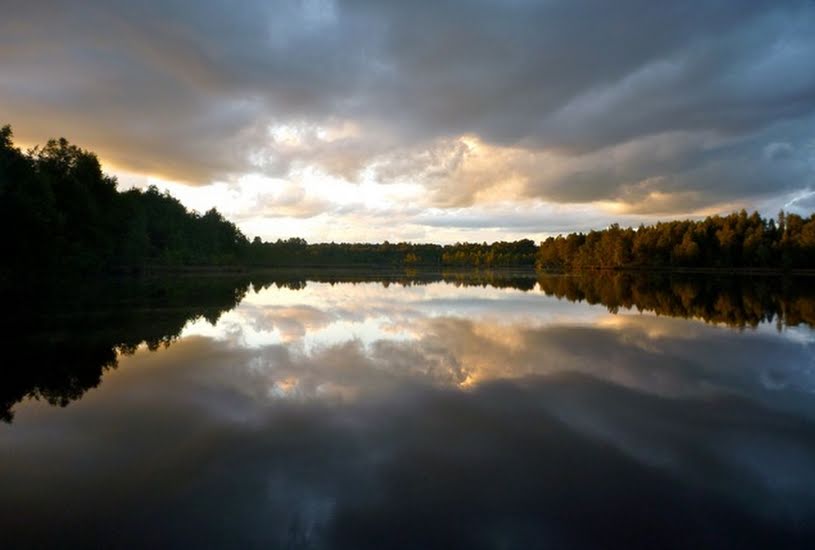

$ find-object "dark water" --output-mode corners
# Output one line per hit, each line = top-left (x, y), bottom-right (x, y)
(2, 271), (815, 549)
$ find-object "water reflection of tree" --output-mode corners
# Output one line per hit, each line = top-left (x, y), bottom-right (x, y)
(2, 270), (813, 421)
(249, 268), (539, 291)
(1, 270), (534, 421)
(0, 276), (251, 422)
(536, 272), (815, 329)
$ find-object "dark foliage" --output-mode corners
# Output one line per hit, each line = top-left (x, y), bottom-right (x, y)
(0, 275), (251, 422)
(0, 125), (247, 274)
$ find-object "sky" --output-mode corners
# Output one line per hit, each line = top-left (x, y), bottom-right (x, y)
(2, 0), (815, 243)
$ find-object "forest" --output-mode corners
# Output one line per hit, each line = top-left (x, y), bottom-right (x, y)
(2, 125), (814, 275)
(537, 210), (815, 271)
(0, 125), (247, 273)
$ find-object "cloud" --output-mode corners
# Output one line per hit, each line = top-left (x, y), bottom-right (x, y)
(2, 0), (814, 217)
(233, 181), (333, 220)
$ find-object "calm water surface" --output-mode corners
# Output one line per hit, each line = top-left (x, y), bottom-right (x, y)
(2, 272), (815, 548)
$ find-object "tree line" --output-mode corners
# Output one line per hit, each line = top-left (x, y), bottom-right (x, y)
(245, 238), (537, 268)
(3, 126), (814, 275)
(0, 125), (247, 273)
(537, 210), (815, 271)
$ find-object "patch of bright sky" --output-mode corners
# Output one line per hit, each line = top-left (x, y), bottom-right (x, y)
(113, 165), (438, 242)
(109, 139), (678, 245)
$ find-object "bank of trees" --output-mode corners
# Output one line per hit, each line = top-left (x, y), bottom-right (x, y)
(537, 211), (815, 271)
(244, 238), (537, 268)
(0, 126), (247, 273)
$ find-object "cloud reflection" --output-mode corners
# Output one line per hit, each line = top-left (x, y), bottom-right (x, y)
(3, 279), (815, 547)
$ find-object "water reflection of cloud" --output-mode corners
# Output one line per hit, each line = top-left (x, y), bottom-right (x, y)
(181, 281), (607, 350)
(6, 281), (815, 547)
(176, 281), (815, 418)
(5, 326), (815, 548)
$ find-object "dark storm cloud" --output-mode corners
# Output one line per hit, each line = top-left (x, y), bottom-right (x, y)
(1, 0), (814, 209)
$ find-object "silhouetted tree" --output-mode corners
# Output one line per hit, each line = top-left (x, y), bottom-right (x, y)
(0, 126), (250, 275)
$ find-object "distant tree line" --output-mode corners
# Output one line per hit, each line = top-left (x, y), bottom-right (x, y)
(245, 238), (537, 268)
(537, 210), (815, 271)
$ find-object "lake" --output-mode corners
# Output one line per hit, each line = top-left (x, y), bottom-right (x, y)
(2, 271), (815, 548)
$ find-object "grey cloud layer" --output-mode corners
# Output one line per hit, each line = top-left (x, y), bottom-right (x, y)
(2, 0), (814, 210)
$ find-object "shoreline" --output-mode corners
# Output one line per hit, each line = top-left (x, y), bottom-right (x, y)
(124, 264), (815, 277)
(537, 266), (815, 276)
(6, 264), (815, 286)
